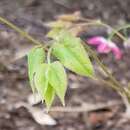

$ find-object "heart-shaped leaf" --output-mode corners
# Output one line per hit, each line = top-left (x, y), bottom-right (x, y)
(27, 46), (45, 92)
(52, 30), (94, 77)
(48, 61), (67, 105)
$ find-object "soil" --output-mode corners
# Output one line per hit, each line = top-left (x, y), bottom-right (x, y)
(0, 0), (130, 130)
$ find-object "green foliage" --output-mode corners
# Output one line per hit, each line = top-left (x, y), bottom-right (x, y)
(48, 61), (67, 106)
(27, 48), (67, 108)
(44, 84), (55, 109)
(27, 46), (45, 92)
(34, 64), (49, 99)
(33, 62), (67, 108)
(52, 30), (94, 77)
(0, 15), (127, 111)
(27, 29), (94, 109)
(34, 63), (55, 109)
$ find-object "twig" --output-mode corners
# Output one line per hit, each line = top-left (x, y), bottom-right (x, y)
(79, 18), (127, 41)
(0, 16), (42, 46)
(14, 100), (122, 113)
(83, 42), (126, 95)
(43, 101), (122, 112)
(109, 24), (130, 41)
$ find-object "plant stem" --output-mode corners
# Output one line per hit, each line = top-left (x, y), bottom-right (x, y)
(78, 18), (127, 41)
(79, 18), (129, 96)
(92, 76), (122, 95)
(83, 42), (126, 95)
(99, 22), (127, 41)
(0, 16), (42, 46)
(108, 24), (130, 41)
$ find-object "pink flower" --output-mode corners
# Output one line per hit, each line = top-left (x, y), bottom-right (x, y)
(87, 36), (122, 60)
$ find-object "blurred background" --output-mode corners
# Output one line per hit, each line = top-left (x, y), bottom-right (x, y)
(0, 0), (130, 130)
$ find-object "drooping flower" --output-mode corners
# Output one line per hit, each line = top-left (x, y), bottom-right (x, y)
(87, 36), (122, 60)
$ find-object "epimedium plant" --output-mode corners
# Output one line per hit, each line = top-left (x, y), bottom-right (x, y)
(28, 29), (94, 109)
(0, 12), (130, 112)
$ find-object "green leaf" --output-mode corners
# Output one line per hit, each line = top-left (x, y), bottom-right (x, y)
(34, 62), (67, 107)
(27, 46), (45, 92)
(47, 28), (62, 39)
(44, 84), (55, 109)
(33, 63), (55, 109)
(52, 30), (94, 77)
(48, 61), (67, 105)
(34, 64), (49, 99)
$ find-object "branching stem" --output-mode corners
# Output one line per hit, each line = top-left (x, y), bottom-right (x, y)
(0, 16), (129, 103)
(83, 42), (126, 96)
(109, 24), (130, 40)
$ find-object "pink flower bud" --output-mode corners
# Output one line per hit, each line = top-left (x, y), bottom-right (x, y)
(87, 36), (106, 45)
(111, 47), (122, 60)
(97, 43), (111, 53)
(87, 36), (122, 60)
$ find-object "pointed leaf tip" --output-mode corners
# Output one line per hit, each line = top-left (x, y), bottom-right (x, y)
(27, 47), (45, 92)
(48, 61), (67, 105)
